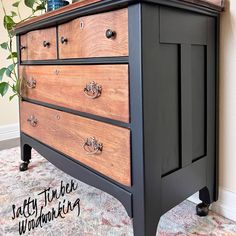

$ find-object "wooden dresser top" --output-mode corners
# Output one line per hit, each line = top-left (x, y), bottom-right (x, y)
(15, 0), (224, 33)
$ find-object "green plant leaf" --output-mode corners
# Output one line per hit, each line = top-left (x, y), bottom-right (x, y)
(11, 11), (17, 17)
(24, 0), (36, 8)
(0, 68), (7, 81)
(36, 3), (46, 11)
(12, 1), (20, 7)
(12, 83), (17, 92)
(6, 52), (17, 59)
(9, 93), (17, 101)
(3, 15), (16, 31)
(0, 82), (9, 97)
(6, 64), (15, 78)
(8, 30), (15, 38)
(14, 79), (21, 94)
(0, 42), (8, 50)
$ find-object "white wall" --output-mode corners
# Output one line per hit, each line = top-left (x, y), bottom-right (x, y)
(219, 0), (236, 196)
(0, 1), (19, 126)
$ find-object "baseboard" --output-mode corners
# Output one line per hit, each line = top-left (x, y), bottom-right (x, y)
(188, 188), (236, 222)
(0, 123), (20, 141)
(188, 192), (201, 204)
(211, 188), (236, 222)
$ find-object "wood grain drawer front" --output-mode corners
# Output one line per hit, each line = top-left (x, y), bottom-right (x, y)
(20, 102), (131, 186)
(20, 65), (129, 123)
(58, 8), (128, 59)
(20, 27), (57, 61)
(20, 34), (28, 61)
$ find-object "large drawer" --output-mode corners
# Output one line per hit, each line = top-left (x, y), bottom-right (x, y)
(20, 102), (131, 186)
(20, 65), (129, 123)
(20, 27), (57, 61)
(58, 8), (128, 59)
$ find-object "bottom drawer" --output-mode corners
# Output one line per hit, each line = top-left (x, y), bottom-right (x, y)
(20, 102), (131, 186)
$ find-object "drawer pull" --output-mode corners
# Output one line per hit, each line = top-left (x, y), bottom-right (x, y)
(84, 81), (102, 99)
(60, 36), (68, 44)
(26, 78), (36, 89)
(83, 137), (103, 155)
(106, 29), (116, 39)
(27, 115), (38, 127)
(43, 41), (50, 48)
(20, 45), (26, 50)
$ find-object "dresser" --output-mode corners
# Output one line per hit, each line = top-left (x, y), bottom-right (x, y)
(15, 0), (223, 235)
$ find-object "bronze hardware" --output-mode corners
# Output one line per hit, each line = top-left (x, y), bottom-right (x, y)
(61, 36), (68, 44)
(106, 29), (116, 39)
(26, 77), (36, 89)
(83, 137), (103, 155)
(84, 81), (102, 99)
(43, 41), (50, 48)
(27, 115), (38, 127)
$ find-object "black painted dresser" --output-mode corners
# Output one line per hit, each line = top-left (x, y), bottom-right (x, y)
(15, 0), (223, 235)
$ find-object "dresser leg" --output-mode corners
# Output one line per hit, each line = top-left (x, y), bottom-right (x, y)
(196, 187), (211, 217)
(196, 202), (210, 217)
(20, 143), (32, 171)
(132, 210), (160, 236)
(199, 186), (211, 205)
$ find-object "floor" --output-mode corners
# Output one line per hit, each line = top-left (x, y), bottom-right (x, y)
(0, 145), (236, 236)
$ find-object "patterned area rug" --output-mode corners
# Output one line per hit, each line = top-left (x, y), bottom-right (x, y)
(0, 147), (236, 236)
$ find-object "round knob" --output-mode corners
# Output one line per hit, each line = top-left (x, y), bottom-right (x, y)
(106, 29), (116, 39)
(43, 41), (50, 48)
(20, 45), (26, 50)
(61, 36), (68, 44)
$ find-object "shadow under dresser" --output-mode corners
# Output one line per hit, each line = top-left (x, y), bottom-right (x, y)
(15, 0), (223, 235)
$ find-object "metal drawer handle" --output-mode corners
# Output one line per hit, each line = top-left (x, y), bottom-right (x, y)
(27, 115), (38, 127)
(84, 81), (102, 99)
(106, 29), (116, 39)
(26, 77), (36, 89)
(43, 40), (50, 48)
(83, 137), (103, 155)
(61, 36), (68, 44)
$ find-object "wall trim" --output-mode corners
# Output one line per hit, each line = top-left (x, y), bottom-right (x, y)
(0, 123), (20, 141)
(188, 188), (236, 222)
(211, 188), (236, 222)
(188, 192), (201, 204)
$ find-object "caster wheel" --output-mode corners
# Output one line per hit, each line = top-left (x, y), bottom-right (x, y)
(196, 202), (209, 217)
(19, 162), (29, 172)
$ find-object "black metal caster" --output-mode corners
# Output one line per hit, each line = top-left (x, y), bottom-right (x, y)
(19, 162), (29, 172)
(196, 202), (210, 217)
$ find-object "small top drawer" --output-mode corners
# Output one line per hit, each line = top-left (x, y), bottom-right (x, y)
(58, 8), (128, 59)
(20, 27), (57, 61)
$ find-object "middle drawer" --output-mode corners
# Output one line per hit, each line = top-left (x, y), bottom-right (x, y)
(20, 65), (129, 123)
(20, 101), (131, 186)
